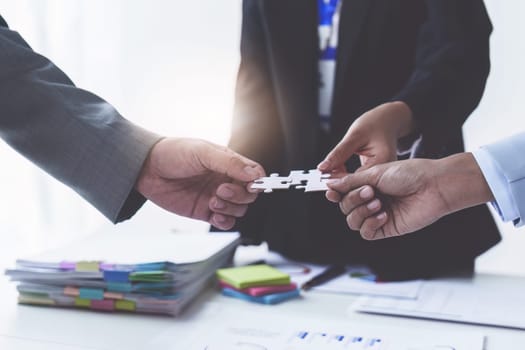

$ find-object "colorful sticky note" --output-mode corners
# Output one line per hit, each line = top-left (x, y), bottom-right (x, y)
(59, 261), (76, 270)
(103, 291), (124, 300)
(216, 264), (290, 289)
(74, 298), (91, 308)
(103, 270), (131, 282)
(115, 299), (136, 312)
(90, 299), (115, 311)
(106, 282), (133, 292)
(76, 261), (100, 272)
(79, 288), (104, 300)
(129, 271), (170, 282)
(63, 286), (79, 297)
(222, 288), (300, 305)
(218, 281), (298, 297)
(18, 294), (56, 306)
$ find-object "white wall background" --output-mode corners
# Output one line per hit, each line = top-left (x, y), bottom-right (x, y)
(0, 0), (242, 266)
(465, 1), (525, 276)
(0, 0), (523, 276)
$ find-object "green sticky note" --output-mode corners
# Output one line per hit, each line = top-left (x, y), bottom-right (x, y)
(216, 264), (290, 289)
(115, 299), (136, 312)
(129, 271), (169, 282)
(74, 298), (91, 308)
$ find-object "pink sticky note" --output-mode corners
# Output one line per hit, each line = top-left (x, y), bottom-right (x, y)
(64, 286), (79, 297)
(103, 291), (124, 300)
(90, 299), (115, 311)
(219, 281), (297, 297)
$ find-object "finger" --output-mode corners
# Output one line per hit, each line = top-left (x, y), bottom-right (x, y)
(325, 189), (342, 203)
(210, 213), (236, 230)
(200, 143), (265, 182)
(317, 130), (364, 172)
(328, 165), (349, 178)
(216, 183), (258, 204)
(339, 186), (375, 215)
(328, 169), (375, 194)
(360, 212), (388, 240)
(358, 149), (397, 171)
(346, 199), (382, 231)
(209, 197), (249, 218)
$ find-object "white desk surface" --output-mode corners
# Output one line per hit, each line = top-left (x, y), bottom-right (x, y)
(1, 208), (525, 349)
(1, 270), (525, 349)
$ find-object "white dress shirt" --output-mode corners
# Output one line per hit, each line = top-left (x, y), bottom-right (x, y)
(472, 132), (525, 226)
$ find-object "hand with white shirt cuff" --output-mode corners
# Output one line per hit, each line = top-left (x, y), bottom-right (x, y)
(472, 132), (525, 227)
(325, 153), (496, 240)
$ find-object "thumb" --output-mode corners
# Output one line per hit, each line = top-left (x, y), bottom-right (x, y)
(198, 143), (265, 182)
(318, 130), (363, 172)
(326, 168), (375, 194)
(358, 148), (397, 172)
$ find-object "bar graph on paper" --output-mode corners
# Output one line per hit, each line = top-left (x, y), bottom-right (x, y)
(149, 312), (483, 350)
(196, 327), (482, 350)
(289, 330), (384, 348)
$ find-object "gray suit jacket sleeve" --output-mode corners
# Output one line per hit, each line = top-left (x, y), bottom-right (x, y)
(481, 132), (525, 227)
(0, 26), (162, 223)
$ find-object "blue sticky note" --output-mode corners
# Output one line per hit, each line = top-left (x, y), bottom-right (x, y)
(79, 288), (104, 300)
(106, 282), (132, 292)
(103, 270), (131, 282)
(222, 288), (300, 305)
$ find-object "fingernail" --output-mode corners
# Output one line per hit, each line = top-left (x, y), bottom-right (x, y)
(214, 214), (227, 223)
(218, 187), (234, 199)
(244, 166), (260, 178)
(377, 212), (387, 220)
(317, 160), (330, 170)
(367, 199), (380, 210)
(360, 186), (373, 199)
(213, 198), (226, 209)
(327, 178), (341, 186)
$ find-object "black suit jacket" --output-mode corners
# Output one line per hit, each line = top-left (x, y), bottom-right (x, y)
(228, 0), (501, 280)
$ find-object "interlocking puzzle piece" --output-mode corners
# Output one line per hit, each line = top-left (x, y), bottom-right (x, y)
(293, 170), (331, 192)
(251, 169), (331, 193)
(250, 173), (292, 193)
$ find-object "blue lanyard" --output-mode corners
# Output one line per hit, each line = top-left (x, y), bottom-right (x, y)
(318, 0), (340, 26)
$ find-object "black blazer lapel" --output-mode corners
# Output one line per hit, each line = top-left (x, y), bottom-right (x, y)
(333, 0), (372, 105)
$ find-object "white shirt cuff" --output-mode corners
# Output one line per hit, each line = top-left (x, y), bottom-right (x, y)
(472, 148), (520, 223)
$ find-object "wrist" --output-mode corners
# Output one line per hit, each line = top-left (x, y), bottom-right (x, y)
(135, 137), (166, 196)
(434, 153), (494, 215)
(385, 101), (415, 138)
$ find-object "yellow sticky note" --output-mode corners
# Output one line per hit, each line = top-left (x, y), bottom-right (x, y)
(18, 294), (56, 306)
(76, 261), (100, 272)
(115, 300), (136, 312)
(74, 298), (91, 308)
(216, 264), (290, 289)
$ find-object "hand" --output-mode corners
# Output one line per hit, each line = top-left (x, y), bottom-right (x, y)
(136, 137), (265, 230)
(325, 153), (494, 240)
(318, 101), (414, 173)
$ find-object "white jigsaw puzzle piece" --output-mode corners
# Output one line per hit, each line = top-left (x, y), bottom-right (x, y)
(251, 169), (331, 193)
(291, 169), (331, 192)
(251, 173), (292, 193)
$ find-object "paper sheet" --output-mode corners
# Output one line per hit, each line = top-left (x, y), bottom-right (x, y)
(22, 228), (240, 264)
(149, 311), (484, 349)
(352, 274), (525, 329)
(257, 251), (423, 299)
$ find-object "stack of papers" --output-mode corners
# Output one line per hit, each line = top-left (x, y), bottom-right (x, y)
(5, 229), (240, 316)
(217, 264), (300, 304)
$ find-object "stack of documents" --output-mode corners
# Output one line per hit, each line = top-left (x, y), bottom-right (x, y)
(5, 228), (240, 316)
(216, 264), (300, 304)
